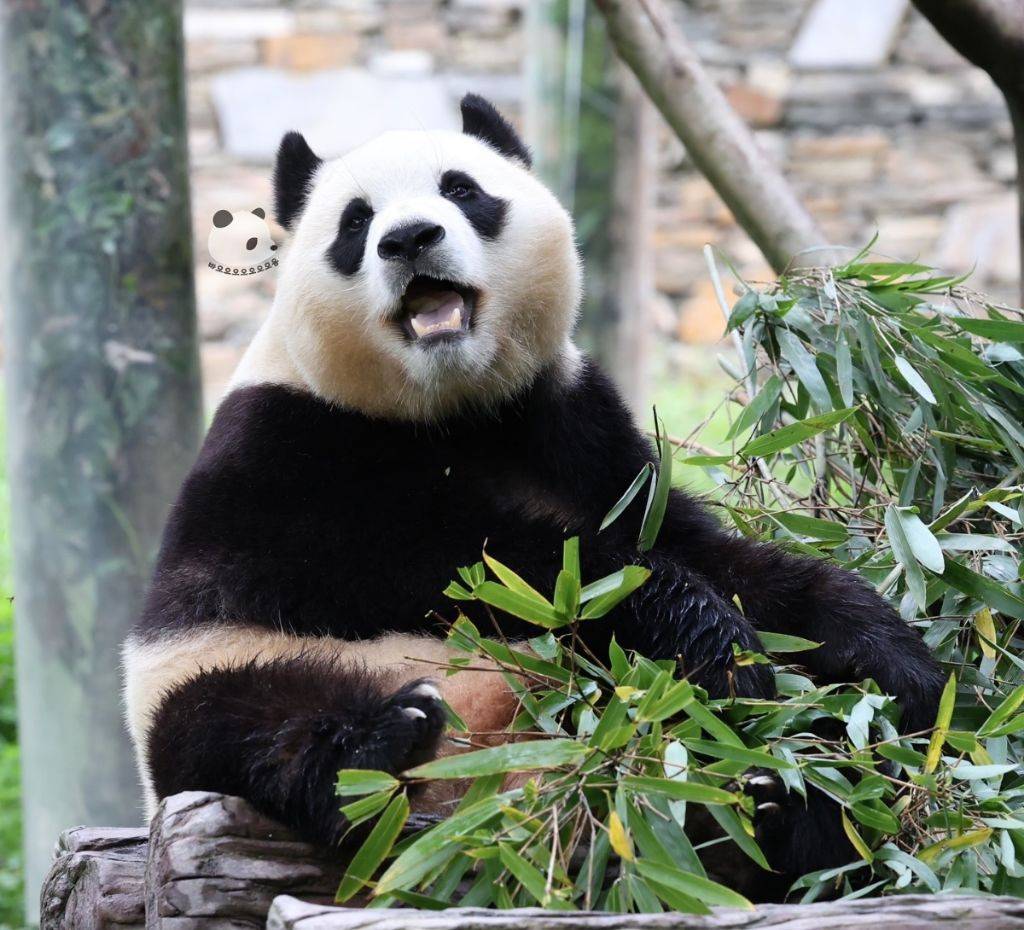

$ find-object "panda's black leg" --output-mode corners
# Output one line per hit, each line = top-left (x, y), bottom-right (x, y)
(146, 658), (446, 846)
(743, 769), (857, 897)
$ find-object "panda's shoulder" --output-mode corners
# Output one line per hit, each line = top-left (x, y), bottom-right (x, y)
(526, 356), (645, 449)
(192, 383), (359, 483)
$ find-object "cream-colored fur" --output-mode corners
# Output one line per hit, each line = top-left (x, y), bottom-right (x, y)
(231, 129), (583, 420)
(123, 627), (521, 818)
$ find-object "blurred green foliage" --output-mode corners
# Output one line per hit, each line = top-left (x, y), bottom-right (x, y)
(0, 403), (23, 928)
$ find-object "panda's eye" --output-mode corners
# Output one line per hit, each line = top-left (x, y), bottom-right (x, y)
(339, 198), (373, 236)
(441, 171), (479, 201)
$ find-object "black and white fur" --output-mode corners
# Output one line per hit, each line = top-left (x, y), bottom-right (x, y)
(124, 94), (943, 900)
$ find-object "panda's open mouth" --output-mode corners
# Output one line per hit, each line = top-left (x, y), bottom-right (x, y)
(397, 276), (476, 344)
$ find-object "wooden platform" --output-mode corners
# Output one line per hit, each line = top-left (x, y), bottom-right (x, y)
(40, 791), (1024, 929)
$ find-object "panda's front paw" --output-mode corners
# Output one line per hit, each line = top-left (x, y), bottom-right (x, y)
(742, 769), (854, 891)
(377, 679), (448, 773)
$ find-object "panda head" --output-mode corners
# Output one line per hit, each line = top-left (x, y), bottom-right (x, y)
(255, 93), (582, 420)
(208, 208), (277, 268)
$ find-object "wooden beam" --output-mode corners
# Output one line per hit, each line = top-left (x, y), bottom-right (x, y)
(268, 895), (1024, 929)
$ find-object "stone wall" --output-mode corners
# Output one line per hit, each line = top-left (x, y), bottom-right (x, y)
(183, 0), (1019, 403)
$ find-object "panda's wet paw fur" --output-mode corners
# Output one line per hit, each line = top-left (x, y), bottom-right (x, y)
(375, 679), (448, 773)
(741, 768), (855, 894)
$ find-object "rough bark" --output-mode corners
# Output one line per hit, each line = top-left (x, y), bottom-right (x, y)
(268, 895), (1024, 930)
(908, 0), (1024, 302)
(39, 826), (148, 930)
(145, 792), (348, 929)
(590, 0), (829, 273)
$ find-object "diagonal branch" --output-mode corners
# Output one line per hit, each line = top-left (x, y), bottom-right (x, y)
(591, 0), (829, 274)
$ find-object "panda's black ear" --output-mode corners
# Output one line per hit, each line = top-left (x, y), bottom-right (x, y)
(252, 207), (266, 219)
(460, 93), (532, 169)
(273, 132), (323, 230)
(213, 209), (233, 228)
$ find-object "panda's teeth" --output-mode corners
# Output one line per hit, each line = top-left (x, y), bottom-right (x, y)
(409, 304), (463, 338)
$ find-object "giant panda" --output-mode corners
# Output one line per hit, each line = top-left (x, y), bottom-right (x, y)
(123, 94), (944, 901)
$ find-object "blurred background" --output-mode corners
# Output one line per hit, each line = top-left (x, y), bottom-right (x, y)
(0, 0), (1018, 925)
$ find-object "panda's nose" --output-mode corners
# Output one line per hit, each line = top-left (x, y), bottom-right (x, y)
(377, 222), (445, 263)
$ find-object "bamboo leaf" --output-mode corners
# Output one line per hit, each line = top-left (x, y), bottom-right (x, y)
(955, 316), (1024, 343)
(335, 793), (409, 902)
(841, 809), (874, 862)
(894, 355), (937, 404)
(885, 504), (928, 610)
(608, 811), (634, 862)
(725, 374), (783, 440)
(924, 673), (956, 774)
(336, 770), (400, 797)
(895, 507), (945, 574)
(622, 775), (736, 805)
(918, 828), (993, 864)
(639, 416), (673, 552)
(482, 551), (552, 606)
(978, 683), (1024, 738)
(778, 329), (832, 413)
(600, 464), (653, 532)
(472, 581), (565, 628)
(579, 566), (651, 619)
(634, 860), (754, 910)
(756, 631), (822, 653)
(941, 560), (1024, 619)
(741, 407), (857, 458)
(405, 739), (587, 780)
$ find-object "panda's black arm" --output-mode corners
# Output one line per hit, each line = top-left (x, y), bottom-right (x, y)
(528, 360), (943, 733)
(675, 532), (945, 733)
(145, 657), (446, 846)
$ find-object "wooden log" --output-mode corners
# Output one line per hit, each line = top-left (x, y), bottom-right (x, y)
(39, 826), (148, 930)
(38, 794), (1024, 930)
(145, 792), (348, 929)
(267, 895), (1024, 930)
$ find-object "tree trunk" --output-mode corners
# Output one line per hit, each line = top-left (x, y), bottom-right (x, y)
(525, 0), (655, 411)
(0, 2), (202, 920)
(611, 68), (657, 414)
(1013, 101), (1024, 306)
(901, 0), (1022, 301)
(591, 0), (829, 273)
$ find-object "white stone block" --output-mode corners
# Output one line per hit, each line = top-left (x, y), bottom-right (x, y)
(210, 67), (459, 162)
(790, 0), (908, 70)
(185, 9), (297, 41)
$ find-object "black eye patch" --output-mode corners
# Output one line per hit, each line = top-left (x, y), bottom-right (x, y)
(440, 169), (508, 240)
(327, 197), (374, 275)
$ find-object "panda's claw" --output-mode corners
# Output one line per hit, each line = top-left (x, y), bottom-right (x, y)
(410, 681), (442, 702)
(369, 678), (449, 775)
